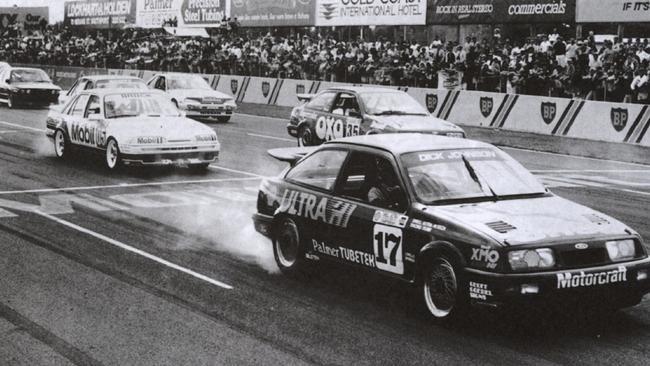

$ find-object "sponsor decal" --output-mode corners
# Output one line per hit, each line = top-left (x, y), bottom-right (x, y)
(480, 97), (493, 118)
(611, 107), (628, 132)
(136, 136), (164, 144)
(373, 224), (404, 274)
(471, 245), (499, 269)
(574, 243), (589, 250)
(230, 79), (238, 94)
(418, 149), (497, 162)
(180, 0), (226, 26)
(373, 210), (408, 228)
(425, 93), (438, 113)
(507, 1), (567, 16)
(296, 84), (305, 95)
(278, 189), (356, 228)
(557, 266), (627, 289)
(410, 219), (445, 232)
(315, 116), (359, 141)
(261, 81), (270, 98)
(541, 102), (556, 125)
(69, 123), (106, 146)
(311, 239), (376, 268)
(469, 281), (493, 300)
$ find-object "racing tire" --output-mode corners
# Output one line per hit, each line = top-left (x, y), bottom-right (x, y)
(273, 217), (308, 277)
(189, 163), (210, 172)
(105, 138), (122, 171)
(420, 256), (466, 322)
(217, 117), (230, 123)
(297, 126), (313, 147)
(53, 129), (69, 159)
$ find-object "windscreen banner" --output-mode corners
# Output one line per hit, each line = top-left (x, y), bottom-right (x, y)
(427, 0), (575, 24)
(315, 0), (427, 26)
(576, 0), (650, 22)
(231, 0), (316, 27)
(179, 0), (229, 27)
(0, 7), (49, 32)
(64, 0), (137, 28)
(136, 0), (182, 28)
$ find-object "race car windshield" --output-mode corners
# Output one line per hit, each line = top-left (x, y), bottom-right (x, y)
(104, 94), (180, 119)
(361, 92), (428, 116)
(95, 80), (148, 89)
(402, 148), (547, 204)
(167, 76), (211, 90)
(10, 69), (51, 83)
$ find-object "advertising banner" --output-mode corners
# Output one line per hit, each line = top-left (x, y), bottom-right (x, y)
(64, 0), (136, 28)
(232, 0), (315, 27)
(0, 7), (49, 32)
(315, 0), (427, 26)
(577, 0), (650, 22)
(428, 0), (575, 24)
(178, 0), (229, 27)
(136, 0), (182, 28)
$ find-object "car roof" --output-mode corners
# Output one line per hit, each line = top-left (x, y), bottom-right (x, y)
(152, 73), (201, 78)
(325, 134), (494, 155)
(324, 86), (402, 94)
(80, 75), (143, 81)
(75, 88), (162, 97)
(7, 67), (45, 72)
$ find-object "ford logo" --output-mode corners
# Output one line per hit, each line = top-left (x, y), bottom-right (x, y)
(575, 243), (589, 250)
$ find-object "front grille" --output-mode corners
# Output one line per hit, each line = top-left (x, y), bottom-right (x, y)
(202, 98), (225, 104)
(140, 151), (216, 163)
(559, 248), (609, 268)
(485, 220), (517, 233)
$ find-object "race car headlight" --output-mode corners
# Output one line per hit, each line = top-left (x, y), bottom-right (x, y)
(508, 248), (555, 271)
(446, 132), (465, 138)
(135, 136), (165, 144)
(606, 239), (636, 261)
(196, 134), (218, 142)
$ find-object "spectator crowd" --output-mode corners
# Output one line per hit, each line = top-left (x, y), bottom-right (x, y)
(2, 25), (650, 103)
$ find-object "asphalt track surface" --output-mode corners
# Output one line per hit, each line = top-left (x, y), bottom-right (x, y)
(0, 106), (649, 366)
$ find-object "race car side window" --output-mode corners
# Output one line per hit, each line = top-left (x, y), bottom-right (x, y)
(331, 93), (360, 117)
(306, 92), (337, 112)
(286, 149), (348, 191)
(70, 95), (90, 117)
(147, 77), (157, 88)
(85, 95), (101, 118)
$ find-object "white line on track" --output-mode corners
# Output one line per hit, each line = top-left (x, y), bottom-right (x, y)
(209, 165), (265, 178)
(33, 210), (233, 289)
(246, 133), (294, 142)
(0, 177), (260, 195)
(0, 120), (45, 133)
(531, 169), (650, 173)
(500, 146), (650, 168)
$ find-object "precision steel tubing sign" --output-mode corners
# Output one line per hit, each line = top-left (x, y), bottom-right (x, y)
(576, 0), (650, 22)
(64, 0), (136, 28)
(179, 0), (229, 27)
(136, 0), (182, 28)
(428, 0), (575, 24)
(231, 0), (316, 27)
(315, 0), (427, 26)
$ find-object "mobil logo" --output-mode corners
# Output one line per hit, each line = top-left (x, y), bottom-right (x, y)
(611, 107), (628, 132)
(541, 102), (557, 125)
(480, 97), (493, 118)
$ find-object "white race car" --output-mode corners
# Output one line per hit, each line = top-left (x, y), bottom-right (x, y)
(147, 73), (236, 122)
(45, 89), (220, 171)
(59, 74), (149, 106)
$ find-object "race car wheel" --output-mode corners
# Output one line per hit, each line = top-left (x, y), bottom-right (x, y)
(422, 257), (463, 320)
(53, 130), (68, 159)
(273, 217), (307, 276)
(297, 126), (313, 147)
(105, 138), (121, 170)
(217, 117), (230, 123)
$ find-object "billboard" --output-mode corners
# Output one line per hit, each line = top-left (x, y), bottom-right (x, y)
(136, 0), (182, 28)
(315, 0), (426, 26)
(0, 7), (48, 32)
(64, 0), (136, 28)
(577, 0), (650, 22)
(428, 0), (575, 24)
(231, 0), (315, 27)
(179, 0), (229, 27)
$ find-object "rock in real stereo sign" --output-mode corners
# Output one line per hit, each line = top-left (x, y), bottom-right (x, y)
(316, 0), (426, 26)
(136, 0), (182, 28)
(179, 0), (229, 27)
(232, 0), (315, 27)
(64, 0), (136, 28)
(577, 0), (650, 22)
(428, 0), (574, 24)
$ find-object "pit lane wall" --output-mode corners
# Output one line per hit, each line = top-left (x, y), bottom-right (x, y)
(27, 64), (650, 147)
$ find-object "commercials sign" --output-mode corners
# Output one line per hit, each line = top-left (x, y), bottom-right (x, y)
(315, 0), (426, 26)
(577, 0), (650, 22)
(232, 0), (315, 27)
(428, 0), (575, 24)
(0, 7), (49, 31)
(179, 0), (229, 27)
(136, 0), (182, 28)
(64, 0), (136, 28)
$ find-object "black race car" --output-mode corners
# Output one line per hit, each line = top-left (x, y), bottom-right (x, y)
(287, 86), (465, 146)
(253, 134), (650, 321)
(0, 66), (61, 108)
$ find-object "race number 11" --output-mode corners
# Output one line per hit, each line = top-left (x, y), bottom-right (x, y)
(373, 224), (404, 275)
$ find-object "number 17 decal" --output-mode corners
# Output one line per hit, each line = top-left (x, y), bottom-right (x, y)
(373, 224), (404, 275)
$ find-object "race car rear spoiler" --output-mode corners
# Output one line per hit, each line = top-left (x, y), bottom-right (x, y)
(296, 93), (315, 103)
(268, 147), (317, 166)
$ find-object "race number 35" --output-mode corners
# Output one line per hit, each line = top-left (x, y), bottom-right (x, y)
(373, 224), (404, 274)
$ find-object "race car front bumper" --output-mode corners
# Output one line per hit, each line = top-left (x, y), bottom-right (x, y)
(464, 257), (650, 309)
(119, 144), (220, 166)
(252, 212), (274, 238)
(181, 103), (236, 118)
(287, 123), (298, 138)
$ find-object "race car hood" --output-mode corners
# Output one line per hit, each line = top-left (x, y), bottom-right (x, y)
(370, 114), (463, 133)
(10, 82), (61, 91)
(108, 116), (215, 141)
(427, 195), (632, 246)
(167, 89), (233, 101)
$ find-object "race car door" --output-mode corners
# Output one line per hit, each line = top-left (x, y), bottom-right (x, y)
(63, 94), (94, 148)
(332, 149), (412, 278)
(330, 93), (362, 139)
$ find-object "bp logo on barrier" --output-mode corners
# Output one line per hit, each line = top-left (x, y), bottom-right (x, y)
(480, 97), (493, 118)
(296, 84), (305, 95)
(541, 102), (557, 125)
(262, 81), (270, 97)
(611, 108), (628, 132)
(425, 94), (438, 113)
(231, 80), (238, 94)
